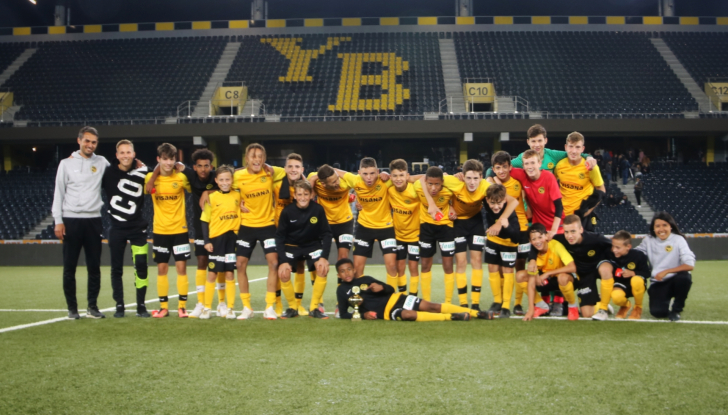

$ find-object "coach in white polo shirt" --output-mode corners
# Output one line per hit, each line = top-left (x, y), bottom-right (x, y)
(52, 126), (110, 320)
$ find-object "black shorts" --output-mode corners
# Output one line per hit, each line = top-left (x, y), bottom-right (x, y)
(236, 225), (277, 258)
(152, 232), (191, 264)
(192, 219), (208, 257)
(484, 239), (518, 268)
(331, 220), (354, 251)
(208, 231), (237, 273)
(418, 223), (455, 258)
(396, 239), (420, 262)
(574, 270), (600, 307)
(613, 276), (646, 298)
(517, 231), (531, 259)
(353, 225), (397, 258)
(536, 276), (561, 295)
(281, 244), (325, 268)
(453, 213), (486, 254)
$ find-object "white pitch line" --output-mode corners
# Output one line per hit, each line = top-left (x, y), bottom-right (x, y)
(508, 315), (728, 325)
(0, 277), (268, 334)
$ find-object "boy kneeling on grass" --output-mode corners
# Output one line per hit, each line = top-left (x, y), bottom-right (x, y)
(607, 230), (650, 320)
(199, 165), (240, 320)
(335, 258), (495, 322)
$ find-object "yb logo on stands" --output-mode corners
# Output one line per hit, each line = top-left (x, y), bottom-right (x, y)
(263, 37), (411, 113)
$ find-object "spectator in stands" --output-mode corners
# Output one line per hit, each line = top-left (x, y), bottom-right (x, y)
(638, 149), (645, 164)
(636, 212), (695, 322)
(619, 195), (629, 206)
(620, 155), (631, 185)
(53, 126), (110, 320)
(634, 176), (643, 208)
(641, 157), (651, 175)
(606, 194), (619, 208)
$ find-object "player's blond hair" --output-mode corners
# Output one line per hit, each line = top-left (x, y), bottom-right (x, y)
(293, 179), (313, 193)
(244, 143), (266, 167)
(216, 164), (235, 178)
(566, 131), (585, 145)
(116, 139), (133, 151)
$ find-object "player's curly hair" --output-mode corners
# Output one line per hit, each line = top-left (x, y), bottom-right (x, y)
(191, 148), (214, 165)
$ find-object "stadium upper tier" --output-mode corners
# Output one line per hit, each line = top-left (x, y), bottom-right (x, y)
(0, 30), (725, 123)
(454, 31), (697, 114)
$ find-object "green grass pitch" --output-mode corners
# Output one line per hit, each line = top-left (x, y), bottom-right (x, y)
(1, 261), (727, 414)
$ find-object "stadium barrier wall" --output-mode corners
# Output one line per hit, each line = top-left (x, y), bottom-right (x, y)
(0, 236), (726, 266)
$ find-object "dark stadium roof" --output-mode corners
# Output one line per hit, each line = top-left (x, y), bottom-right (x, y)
(2, 0), (728, 28)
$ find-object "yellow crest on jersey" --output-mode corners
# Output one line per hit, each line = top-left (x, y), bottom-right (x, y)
(310, 217), (318, 224)
(547, 162), (554, 170)
(665, 245), (673, 252)
(172, 182), (179, 189)
(206, 184), (213, 189)
(360, 284), (368, 291)
(514, 184), (520, 191)
(91, 166), (97, 173)
(578, 172), (586, 180)
(588, 250), (595, 257)
(438, 197), (445, 203)
(548, 258), (554, 265)
(405, 200), (411, 204)
(627, 262), (636, 270)
(260, 176), (267, 183)
(591, 217), (597, 225)
(538, 187), (545, 194)
(209, 262), (215, 270)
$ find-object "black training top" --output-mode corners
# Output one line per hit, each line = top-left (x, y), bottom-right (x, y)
(102, 161), (148, 230)
(182, 165), (218, 220)
(608, 249), (652, 280)
(484, 203), (521, 242)
(275, 202), (332, 260)
(336, 276), (396, 320)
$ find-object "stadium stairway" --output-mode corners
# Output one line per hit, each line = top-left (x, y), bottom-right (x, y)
(616, 181), (655, 224)
(191, 41), (242, 117)
(24, 213), (54, 240)
(0, 47), (36, 87)
(438, 38), (466, 113)
(650, 38), (716, 114)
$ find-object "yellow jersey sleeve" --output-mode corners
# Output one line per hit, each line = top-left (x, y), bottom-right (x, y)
(201, 202), (211, 223)
(589, 164), (604, 188)
(272, 166), (286, 182)
(144, 172), (152, 194)
(182, 174), (191, 193)
(551, 240), (574, 266)
(342, 172), (359, 189)
(442, 175), (465, 193)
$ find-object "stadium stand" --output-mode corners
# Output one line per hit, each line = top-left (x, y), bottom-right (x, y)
(595, 183), (650, 235)
(225, 32), (445, 118)
(661, 32), (728, 87)
(0, 42), (27, 76)
(0, 169), (54, 240)
(642, 162), (728, 234)
(453, 31), (698, 116)
(1, 37), (227, 124)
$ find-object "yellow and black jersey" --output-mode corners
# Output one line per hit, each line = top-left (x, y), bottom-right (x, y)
(342, 172), (393, 229)
(232, 166), (286, 228)
(442, 175), (489, 220)
(502, 176), (529, 231)
(387, 182), (420, 243)
(413, 180), (454, 227)
(200, 190), (241, 239)
(309, 171), (353, 225)
(554, 158), (604, 217)
(273, 180), (295, 227)
(145, 172), (191, 235)
(537, 239), (574, 273)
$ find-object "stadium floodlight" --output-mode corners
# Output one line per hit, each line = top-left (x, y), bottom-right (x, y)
(29, 0), (37, 4)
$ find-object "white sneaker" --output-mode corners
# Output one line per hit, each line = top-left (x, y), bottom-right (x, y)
(200, 308), (212, 320)
(334, 305), (340, 319)
(225, 308), (236, 320)
(237, 306), (254, 320)
(607, 304), (614, 315)
(263, 306), (278, 320)
(217, 302), (229, 317)
(592, 309), (609, 321)
(189, 302), (205, 319)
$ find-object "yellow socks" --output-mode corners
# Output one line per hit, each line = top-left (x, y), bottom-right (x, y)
(204, 281), (216, 309)
(310, 270), (316, 285)
(632, 277), (646, 308)
(397, 274), (407, 292)
(310, 276), (327, 311)
(265, 291), (276, 309)
(217, 272), (226, 302)
(489, 272), (502, 304)
(294, 271), (306, 308)
(600, 279), (615, 311)
(386, 274), (398, 290)
(515, 278), (525, 306)
(612, 288), (628, 307)
(225, 280), (236, 309)
(409, 275), (419, 296)
(195, 269), (206, 303)
(456, 272), (468, 306)
(441, 303), (477, 318)
(501, 273), (514, 310)
(177, 274), (188, 309)
(444, 273), (455, 304)
(416, 312), (449, 322)
(421, 271), (432, 301)
(275, 279), (283, 315)
(240, 292), (252, 310)
(157, 274), (169, 309)
(281, 280), (297, 309)
(471, 269), (483, 306)
(558, 281), (577, 306)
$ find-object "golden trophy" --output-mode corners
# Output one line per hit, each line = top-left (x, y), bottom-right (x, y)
(348, 286), (363, 321)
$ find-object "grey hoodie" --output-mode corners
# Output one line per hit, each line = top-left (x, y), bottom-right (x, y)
(52, 151), (110, 224)
(635, 233), (696, 283)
